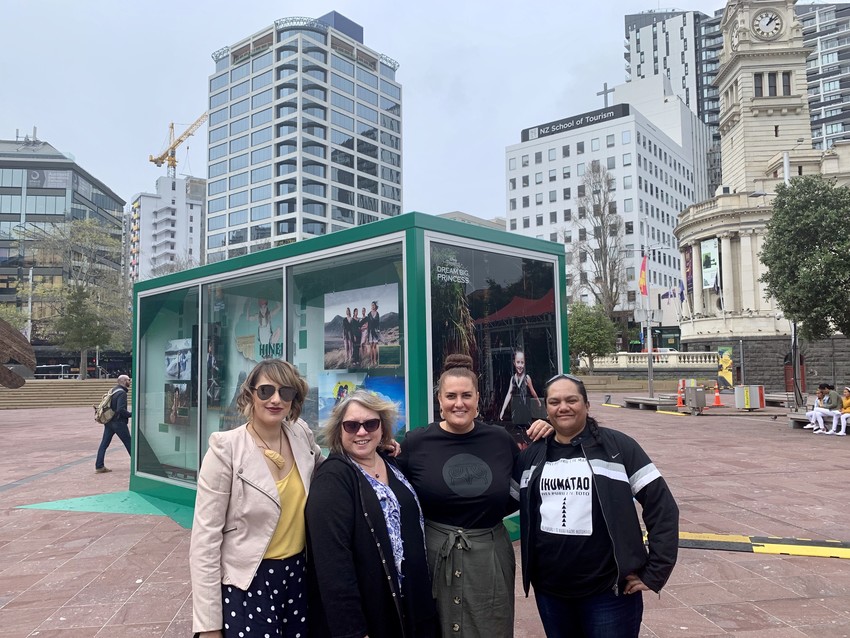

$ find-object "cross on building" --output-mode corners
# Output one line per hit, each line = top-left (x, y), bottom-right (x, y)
(597, 82), (614, 108)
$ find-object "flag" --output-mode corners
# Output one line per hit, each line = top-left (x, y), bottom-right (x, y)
(638, 256), (648, 296)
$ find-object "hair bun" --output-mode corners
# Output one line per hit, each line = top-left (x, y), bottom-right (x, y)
(443, 354), (474, 372)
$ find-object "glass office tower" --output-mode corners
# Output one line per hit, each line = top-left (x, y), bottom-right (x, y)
(205, 11), (403, 263)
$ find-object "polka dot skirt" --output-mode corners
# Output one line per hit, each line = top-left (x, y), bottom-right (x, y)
(221, 553), (307, 638)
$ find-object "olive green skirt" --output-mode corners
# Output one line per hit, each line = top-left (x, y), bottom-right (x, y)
(425, 520), (516, 637)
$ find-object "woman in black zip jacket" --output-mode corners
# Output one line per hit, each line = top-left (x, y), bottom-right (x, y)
(514, 374), (679, 638)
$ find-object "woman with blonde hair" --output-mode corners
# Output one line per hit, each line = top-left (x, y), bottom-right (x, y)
(306, 390), (438, 637)
(189, 358), (322, 638)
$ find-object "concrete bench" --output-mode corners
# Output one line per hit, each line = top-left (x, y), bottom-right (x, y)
(789, 413), (811, 429)
(765, 393), (796, 408)
(623, 396), (679, 411)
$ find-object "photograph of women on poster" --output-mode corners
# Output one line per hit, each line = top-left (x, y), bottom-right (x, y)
(323, 284), (399, 370)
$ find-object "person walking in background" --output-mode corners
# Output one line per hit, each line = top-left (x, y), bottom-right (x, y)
(95, 374), (132, 474)
(189, 359), (323, 638)
(514, 374), (679, 638)
(306, 390), (438, 637)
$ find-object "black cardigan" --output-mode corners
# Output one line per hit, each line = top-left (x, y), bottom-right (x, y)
(305, 453), (438, 638)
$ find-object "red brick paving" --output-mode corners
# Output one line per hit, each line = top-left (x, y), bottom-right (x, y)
(2, 396), (850, 636)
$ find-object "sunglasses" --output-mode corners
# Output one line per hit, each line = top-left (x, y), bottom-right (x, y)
(252, 384), (297, 402)
(546, 373), (584, 386)
(341, 418), (382, 434)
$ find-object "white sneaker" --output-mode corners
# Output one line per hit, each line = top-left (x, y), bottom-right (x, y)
(826, 430), (836, 435)
(814, 428), (826, 434)
(837, 432), (846, 436)
(803, 423), (815, 429)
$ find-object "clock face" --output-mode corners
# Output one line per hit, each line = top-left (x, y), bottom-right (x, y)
(752, 10), (783, 39)
(730, 27), (740, 50)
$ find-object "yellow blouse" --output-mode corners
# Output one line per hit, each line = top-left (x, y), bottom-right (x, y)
(263, 466), (307, 560)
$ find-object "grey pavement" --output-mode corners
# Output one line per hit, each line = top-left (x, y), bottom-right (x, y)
(2, 395), (850, 637)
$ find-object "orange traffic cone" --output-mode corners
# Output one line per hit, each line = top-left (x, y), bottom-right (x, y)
(676, 380), (685, 408)
(712, 383), (725, 407)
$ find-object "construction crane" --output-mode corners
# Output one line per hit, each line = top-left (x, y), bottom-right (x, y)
(149, 113), (209, 178)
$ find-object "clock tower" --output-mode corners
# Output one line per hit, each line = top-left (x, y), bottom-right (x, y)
(716, 0), (812, 194)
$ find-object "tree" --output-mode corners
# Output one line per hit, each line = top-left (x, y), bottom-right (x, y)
(53, 286), (112, 376)
(567, 302), (617, 373)
(760, 175), (850, 340)
(149, 251), (199, 278)
(567, 162), (628, 319)
(16, 219), (131, 376)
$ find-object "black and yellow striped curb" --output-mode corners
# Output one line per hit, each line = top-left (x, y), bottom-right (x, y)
(677, 531), (850, 559)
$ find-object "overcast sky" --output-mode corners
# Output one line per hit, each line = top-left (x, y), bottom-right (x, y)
(2, 0), (726, 219)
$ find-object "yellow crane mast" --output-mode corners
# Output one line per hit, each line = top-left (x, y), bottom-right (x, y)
(149, 113), (209, 178)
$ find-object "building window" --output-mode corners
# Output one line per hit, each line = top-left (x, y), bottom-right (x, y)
(607, 156), (616, 170)
(534, 151), (543, 164)
(522, 155), (529, 167)
(549, 169), (557, 182)
(782, 72), (791, 96)
(535, 172), (543, 184)
(563, 209), (572, 221)
(768, 72), (777, 97)
(523, 217), (530, 228)
(754, 73), (763, 97)
(522, 196), (529, 208)
(606, 134), (615, 148)
(536, 214), (543, 226)
(509, 178), (516, 190)
(622, 130), (631, 145)
(510, 219), (517, 230)
(563, 166), (571, 179)
(563, 187), (571, 200)
(625, 221), (634, 234)
(548, 148), (557, 161)
(509, 198), (516, 210)
(576, 142), (584, 155)
(535, 193), (543, 205)
(522, 175), (530, 187)
(623, 153), (632, 166)
(562, 144), (570, 157)
(591, 138), (600, 151)
(509, 158), (517, 170)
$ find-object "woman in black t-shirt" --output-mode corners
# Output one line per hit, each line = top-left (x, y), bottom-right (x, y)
(398, 354), (552, 638)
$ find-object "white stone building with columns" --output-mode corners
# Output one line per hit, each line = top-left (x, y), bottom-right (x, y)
(674, 0), (850, 390)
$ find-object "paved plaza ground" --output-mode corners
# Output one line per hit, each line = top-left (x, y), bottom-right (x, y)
(3, 395), (850, 637)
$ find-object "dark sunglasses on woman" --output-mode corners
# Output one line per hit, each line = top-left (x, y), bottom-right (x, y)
(252, 384), (297, 402)
(341, 418), (381, 434)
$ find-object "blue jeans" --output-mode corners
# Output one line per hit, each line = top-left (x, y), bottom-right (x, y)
(95, 421), (131, 469)
(535, 588), (643, 638)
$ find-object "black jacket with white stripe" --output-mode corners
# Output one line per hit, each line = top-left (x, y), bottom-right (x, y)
(513, 418), (679, 596)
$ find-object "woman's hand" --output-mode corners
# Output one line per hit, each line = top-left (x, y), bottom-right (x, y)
(623, 573), (649, 594)
(382, 439), (402, 457)
(527, 419), (555, 441)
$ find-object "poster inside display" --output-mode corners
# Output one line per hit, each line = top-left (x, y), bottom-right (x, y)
(323, 283), (399, 370)
(165, 382), (190, 426)
(429, 242), (558, 447)
(700, 238), (719, 290)
(165, 338), (193, 380)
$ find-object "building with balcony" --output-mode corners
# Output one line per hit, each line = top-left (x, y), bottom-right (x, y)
(205, 11), (403, 263)
(128, 176), (205, 282)
(0, 130), (125, 348)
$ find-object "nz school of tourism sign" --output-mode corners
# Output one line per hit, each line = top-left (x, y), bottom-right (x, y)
(521, 104), (630, 143)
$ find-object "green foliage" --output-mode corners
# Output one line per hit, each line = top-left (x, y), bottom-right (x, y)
(0, 304), (26, 331)
(53, 286), (111, 352)
(567, 302), (617, 372)
(760, 175), (850, 340)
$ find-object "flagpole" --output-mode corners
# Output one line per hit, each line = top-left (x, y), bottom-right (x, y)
(642, 217), (654, 398)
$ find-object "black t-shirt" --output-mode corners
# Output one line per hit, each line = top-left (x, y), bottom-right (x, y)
(530, 439), (617, 598)
(398, 421), (519, 529)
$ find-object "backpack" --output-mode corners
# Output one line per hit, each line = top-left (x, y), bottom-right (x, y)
(94, 388), (119, 424)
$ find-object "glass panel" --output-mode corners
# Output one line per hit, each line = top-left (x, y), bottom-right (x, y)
(201, 271), (285, 453)
(428, 242), (558, 447)
(136, 286), (200, 483)
(287, 242), (406, 434)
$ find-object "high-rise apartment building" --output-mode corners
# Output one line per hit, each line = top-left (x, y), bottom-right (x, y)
(128, 176), (206, 282)
(624, 9), (724, 193)
(799, 3), (850, 150)
(0, 131), (125, 346)
(205, 11), (403, 263)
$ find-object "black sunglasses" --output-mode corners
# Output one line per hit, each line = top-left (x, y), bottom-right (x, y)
(546, 373), (584, 386)
(252, 384), (297, 402)
(341, 418), (382, 434)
